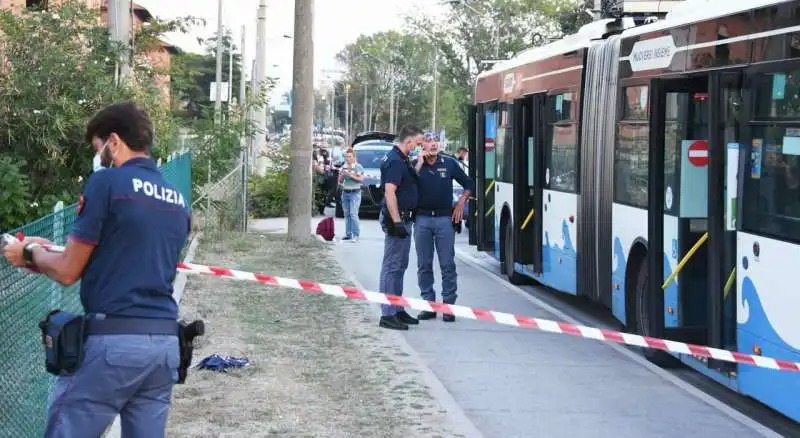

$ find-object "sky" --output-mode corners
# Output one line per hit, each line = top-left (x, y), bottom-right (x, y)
(134, 0), (446, 105)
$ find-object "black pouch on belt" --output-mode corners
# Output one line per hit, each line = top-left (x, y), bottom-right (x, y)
(38, 310), (86, 376)
(177, 319), (205, 384)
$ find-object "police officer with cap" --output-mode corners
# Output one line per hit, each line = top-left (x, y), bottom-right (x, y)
(378, 124), (424, 330)
(2, 101), (190, 437)
(412, 131), (474, 322)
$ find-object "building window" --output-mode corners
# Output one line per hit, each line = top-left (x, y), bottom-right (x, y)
(614, 86), (649, 208)
(544, 92), (578, 192)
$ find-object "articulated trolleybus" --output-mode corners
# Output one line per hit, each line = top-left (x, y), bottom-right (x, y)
(468, 0), (800, 421)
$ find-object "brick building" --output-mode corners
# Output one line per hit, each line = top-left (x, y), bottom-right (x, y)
(0, 0), (178, 106)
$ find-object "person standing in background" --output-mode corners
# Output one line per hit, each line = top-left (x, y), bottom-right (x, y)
(338, 148), (365, 242)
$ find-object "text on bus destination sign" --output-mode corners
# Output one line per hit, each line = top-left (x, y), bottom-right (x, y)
(628, 36), (677, 72)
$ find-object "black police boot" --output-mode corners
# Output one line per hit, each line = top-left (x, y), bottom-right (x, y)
(443, 313), (456, 323)
(396, 310), (419, 325)
(418, 311), (437, 320)
(379, 315), (408, 330)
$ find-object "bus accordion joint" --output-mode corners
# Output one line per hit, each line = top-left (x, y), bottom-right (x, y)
(520, 208), (535, 230)
(484, 180), (495, 196)
(661, 232), (708, 290)
(723, 267), (736, 298)
(485, 205), (495, 217)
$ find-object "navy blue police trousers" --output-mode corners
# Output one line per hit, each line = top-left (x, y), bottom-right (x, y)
(414, 215), (458, 304)
(44, 334), (179, 438)
(378, 210), (413, 316)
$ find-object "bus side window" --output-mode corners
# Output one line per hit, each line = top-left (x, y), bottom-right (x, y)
(742, 70), (800, 242)
(544, 92), (578, 193)
(614, 86), (650, 208)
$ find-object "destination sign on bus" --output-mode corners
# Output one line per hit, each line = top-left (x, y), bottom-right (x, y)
(628, 36), (677, 72)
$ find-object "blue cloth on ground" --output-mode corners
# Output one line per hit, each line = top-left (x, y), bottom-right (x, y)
(196, 354), (249, 371)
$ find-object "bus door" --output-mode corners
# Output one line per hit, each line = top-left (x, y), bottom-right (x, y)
(706, 71), (743, 371)
(467, 104), (478, 246)
(647, 76), (711, 349)
(476, 102), (498, 252)
(512, 93), (546, 272)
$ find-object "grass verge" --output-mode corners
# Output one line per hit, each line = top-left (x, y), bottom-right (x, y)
(167, 232), (462, 438)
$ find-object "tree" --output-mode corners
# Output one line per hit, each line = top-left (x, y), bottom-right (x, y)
(403, 0), (594, 145)
(0, 2), (192, 230)
(334, 31), (438, 133)
(171, 30), (244, 120)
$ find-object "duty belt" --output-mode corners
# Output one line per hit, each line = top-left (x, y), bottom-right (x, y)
(416, 208), (451, 217)
(84, 315), (179, 336)
(399, 209), (416, 222)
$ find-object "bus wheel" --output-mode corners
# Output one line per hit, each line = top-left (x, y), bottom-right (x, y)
(504, 223), (524, 285)
(634, 261), (680, 367)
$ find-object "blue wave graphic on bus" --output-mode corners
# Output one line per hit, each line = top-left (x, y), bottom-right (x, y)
(610, 237), (679, 327)
(740, 277), (799, 356)
(738, 276), (800, 420)
(537, 220), (577, 294)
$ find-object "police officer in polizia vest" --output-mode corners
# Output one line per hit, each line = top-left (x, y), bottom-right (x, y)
(2, 101), (191, 437)
(378, 124), (425, 330)
(412, 132), (474, 322)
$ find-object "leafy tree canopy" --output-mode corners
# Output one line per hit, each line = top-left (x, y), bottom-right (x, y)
(0, 1), (197, 229)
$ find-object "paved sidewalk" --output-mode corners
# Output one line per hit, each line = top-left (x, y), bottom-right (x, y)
(333, 218), (774, 438)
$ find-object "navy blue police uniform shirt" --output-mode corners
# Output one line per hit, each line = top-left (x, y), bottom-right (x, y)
(380, 146), (419, 211)
(71, 157), (191, 320)
(414, 155), (475, 212)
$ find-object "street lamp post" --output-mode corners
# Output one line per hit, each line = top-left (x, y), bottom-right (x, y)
(431, 48), (438, 130)
(214, 0), (225, 123)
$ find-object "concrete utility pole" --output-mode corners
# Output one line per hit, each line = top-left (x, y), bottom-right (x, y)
(344, 83), (350, 141)
(240, 25), (248, 232)
(213, 0), (224, 123)
(107, 0), (132, 83)
(362, 85), (368, 132)
(389, 65), (395, 133)
(287, 0), (314, 241)
(239, 26), (246, 110)
(228, 28), (234, 106)
(253, 0), (268, 174)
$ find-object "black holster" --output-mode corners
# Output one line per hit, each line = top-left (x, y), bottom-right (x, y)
(177, 319), (205, 384)
(39, 310), (86, 376)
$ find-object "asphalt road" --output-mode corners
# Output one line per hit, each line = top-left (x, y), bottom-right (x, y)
(327, 218), (785, 438)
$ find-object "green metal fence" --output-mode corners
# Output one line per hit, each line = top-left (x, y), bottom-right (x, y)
(0, 151), (192, 438)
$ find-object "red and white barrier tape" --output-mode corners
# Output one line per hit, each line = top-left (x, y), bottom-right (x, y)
(3, 234), (799, 372)
(172, 261), (800, 372)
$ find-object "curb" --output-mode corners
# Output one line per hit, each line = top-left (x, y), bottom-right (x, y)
(104, 232), (202, 438)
